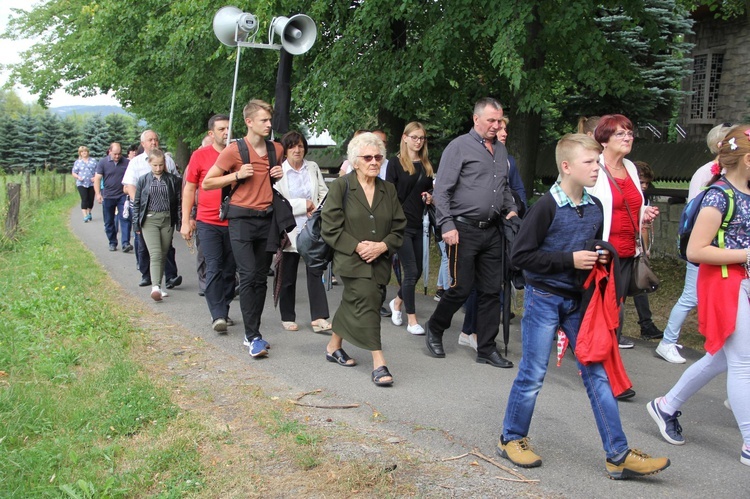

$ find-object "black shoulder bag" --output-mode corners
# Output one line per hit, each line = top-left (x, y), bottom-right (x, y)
(297, 176), (350, 270)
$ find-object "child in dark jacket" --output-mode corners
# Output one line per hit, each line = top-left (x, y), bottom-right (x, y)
(497, 134), (670, 479)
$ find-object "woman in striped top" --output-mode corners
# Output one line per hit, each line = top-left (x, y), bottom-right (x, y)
(133, 149), (182, 301)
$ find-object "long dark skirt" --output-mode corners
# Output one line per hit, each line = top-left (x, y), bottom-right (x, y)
(333, 276), (383, 351)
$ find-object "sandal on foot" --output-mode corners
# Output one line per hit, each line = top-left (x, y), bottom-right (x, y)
(311, 319), (333, 332)
(326, 348), (356, 367)
(281, 321), (299, 331)
(371, 366), (394, 386)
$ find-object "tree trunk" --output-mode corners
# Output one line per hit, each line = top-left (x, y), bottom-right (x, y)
(175, 138), (190, 175)
(508, 110), (542, 202)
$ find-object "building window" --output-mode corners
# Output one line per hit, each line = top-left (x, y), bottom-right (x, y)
(690, 52), (723, 122)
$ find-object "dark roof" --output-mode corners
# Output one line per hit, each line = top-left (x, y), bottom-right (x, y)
(535, 142), (713, 182)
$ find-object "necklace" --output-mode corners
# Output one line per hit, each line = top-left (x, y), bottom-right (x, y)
(607, 163), (624, 171)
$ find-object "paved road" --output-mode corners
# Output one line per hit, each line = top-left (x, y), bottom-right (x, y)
(71, 207), (745, 497)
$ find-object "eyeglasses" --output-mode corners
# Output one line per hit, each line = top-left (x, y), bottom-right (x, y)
(613, 131), (634, 140)
(407, 135), (426, 142)
(358, 155), (384, 162)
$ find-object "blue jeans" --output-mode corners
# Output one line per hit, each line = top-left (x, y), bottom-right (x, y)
(102, 195), (131, 247)
(662, 263), (698, 344)
(502, 285), (629, 459)
(437, 241), (449, 289)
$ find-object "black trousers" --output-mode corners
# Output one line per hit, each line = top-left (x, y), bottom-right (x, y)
(77, 186), (95, 210)
(279, 252), (329, 322)
(228, 215), (273, 341)
(194, 226), (207, 293)
(197, 221), (235, 321)
(396, 226), (423, 315)
(135, 231), (178, 281)
(428, 221), (504, 356)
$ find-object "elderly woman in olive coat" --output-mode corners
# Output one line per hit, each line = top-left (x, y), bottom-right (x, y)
(321, 133), (406, 386)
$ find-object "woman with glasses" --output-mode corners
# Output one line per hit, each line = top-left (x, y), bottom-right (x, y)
(586, 115), (659, 384)
(321, 133), (406, 386)
(385, 122), (435, 335)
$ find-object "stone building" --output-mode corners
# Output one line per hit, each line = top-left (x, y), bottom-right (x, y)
(679, 8), (750, 141)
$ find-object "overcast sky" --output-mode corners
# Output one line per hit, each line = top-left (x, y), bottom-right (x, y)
(1, 1), (120, 108)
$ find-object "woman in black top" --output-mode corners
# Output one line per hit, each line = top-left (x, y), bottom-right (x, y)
(385, 122), (435, 335)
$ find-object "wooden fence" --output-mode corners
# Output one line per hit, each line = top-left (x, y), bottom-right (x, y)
(2, 172), (71, 241)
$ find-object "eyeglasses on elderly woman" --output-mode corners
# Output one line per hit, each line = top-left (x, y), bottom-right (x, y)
(357, 155), (384, 162)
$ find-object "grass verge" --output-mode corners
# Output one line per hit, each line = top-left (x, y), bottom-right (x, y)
(2, 196), (513, 498)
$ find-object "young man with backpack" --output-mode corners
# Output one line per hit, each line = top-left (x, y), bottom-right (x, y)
(202, 100), (285, 359)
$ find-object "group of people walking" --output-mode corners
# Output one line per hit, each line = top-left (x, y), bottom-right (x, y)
(75, 97), (749, 479)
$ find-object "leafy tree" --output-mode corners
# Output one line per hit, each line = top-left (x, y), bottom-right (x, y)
(0, 89), (27, 119)
(4, 0), (696, 192)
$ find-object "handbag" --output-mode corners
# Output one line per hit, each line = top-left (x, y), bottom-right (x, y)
(600, 164), (659, 296)
(297, 177), (349, 270)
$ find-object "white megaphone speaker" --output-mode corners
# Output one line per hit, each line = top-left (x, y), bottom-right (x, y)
(270, 15), (317, 55)
(213, 6), (258, 47)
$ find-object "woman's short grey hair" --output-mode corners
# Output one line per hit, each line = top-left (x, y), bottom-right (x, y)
(347, 132), (386, 166)
(706, 123), (736, 155)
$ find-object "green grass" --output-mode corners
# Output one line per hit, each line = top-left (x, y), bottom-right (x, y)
(0, 194), (204, 498)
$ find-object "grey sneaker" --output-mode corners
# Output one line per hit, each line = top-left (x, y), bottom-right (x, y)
(212, 318), (228, 333)
(647, 399), (684, 445)
(618, 337), (634, 349)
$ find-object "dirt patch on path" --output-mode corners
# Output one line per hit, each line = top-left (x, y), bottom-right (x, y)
(123, 295), (547, 498)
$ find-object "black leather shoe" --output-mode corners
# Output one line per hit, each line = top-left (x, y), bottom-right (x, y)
(424, 321), (445, 358)
(379, 306), (392, 317)
(165, 275), (183, 289)
(640, 323), (664, 340)
(122, 243), (133, 253)
(615, 388), (636, 401)
(476, 350), (514, 368)
(138, 277), (152, 287)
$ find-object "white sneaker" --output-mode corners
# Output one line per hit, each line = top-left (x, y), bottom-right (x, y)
(655, 341), (686, 364)
(150, 286), (162, 302)
(389, 299), (402, 326)
(458, 332), (477, 352)
(406, 323), (425, 335)
(161, 289), (169, 298)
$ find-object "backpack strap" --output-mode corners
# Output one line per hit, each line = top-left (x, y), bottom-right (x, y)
(709, 179), (736, 277)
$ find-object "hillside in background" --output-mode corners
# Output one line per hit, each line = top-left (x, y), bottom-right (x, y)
(50, 105), (129, 118)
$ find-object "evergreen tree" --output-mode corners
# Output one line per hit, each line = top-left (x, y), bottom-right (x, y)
(81, 115), (110, 158)
(0, 115), (22, 172)
(60, 116), (83, 165)
(39, 113), (68, 171)
(104, 113), (129, 145)
(16, 112), (43, 170)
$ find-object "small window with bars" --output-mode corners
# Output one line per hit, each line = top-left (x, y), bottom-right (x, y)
(690, 52), (724, 122)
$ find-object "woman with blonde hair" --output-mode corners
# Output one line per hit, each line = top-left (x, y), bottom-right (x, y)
(647, 125), (750, 467)
(72, 146), (98, 222)
(385, 122), (435, 335)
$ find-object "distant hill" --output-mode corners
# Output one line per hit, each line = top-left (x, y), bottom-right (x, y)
(50, 105), (130, 118)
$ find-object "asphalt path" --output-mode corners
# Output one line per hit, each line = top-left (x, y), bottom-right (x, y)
(71, 206), (745, 497)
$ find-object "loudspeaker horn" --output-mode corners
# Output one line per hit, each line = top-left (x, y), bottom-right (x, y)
(213, 6), (258, 47)
(271, 14), (317, 55)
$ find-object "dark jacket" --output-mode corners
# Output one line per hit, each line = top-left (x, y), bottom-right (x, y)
(133, 171), (182, 233)
(321, 172), (406, 285)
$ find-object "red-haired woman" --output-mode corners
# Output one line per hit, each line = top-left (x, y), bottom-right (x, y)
(586, 115), (659, 397)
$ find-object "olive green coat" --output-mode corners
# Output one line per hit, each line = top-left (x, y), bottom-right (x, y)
(321, 172), (406, 285)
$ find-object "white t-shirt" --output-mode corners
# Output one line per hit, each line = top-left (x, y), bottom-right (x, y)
(688, 161), (715, 202)
(122, 152), (178, 186)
